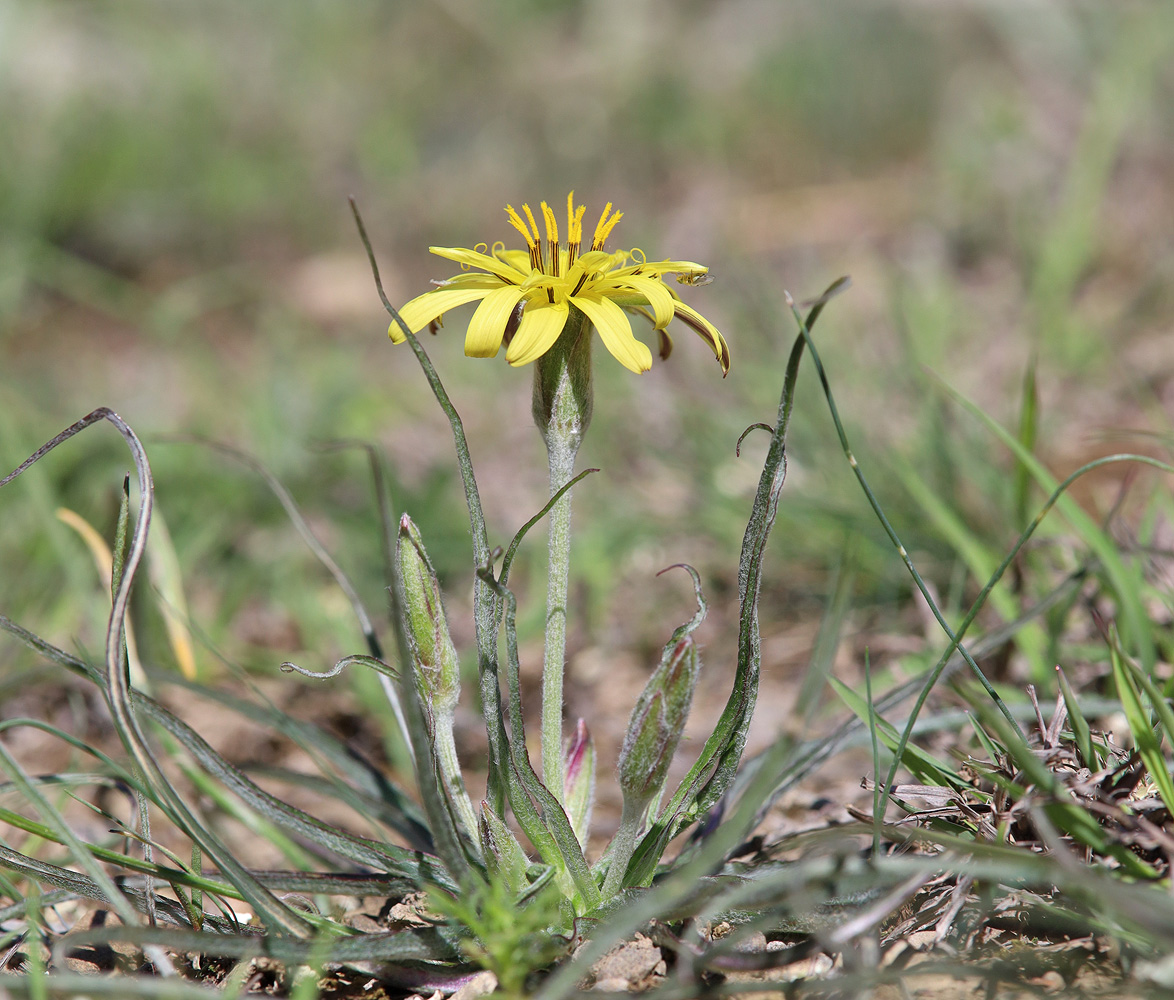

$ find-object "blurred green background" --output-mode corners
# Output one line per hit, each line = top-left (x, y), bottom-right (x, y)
(2, 1), (1173, 695)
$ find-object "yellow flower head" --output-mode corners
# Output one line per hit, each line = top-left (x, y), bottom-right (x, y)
(389, 194), (730, 376)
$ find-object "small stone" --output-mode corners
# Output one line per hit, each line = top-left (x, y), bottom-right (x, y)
(732, 930), (768, 953)
(450, 971), (498, 1000)
(380, 892), (435, 930)
(1037, 970), (1066, 993)
(588, 933), (665, 990)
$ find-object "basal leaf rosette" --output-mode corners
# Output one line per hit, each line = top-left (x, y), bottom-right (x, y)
(389, 193), (730, 376)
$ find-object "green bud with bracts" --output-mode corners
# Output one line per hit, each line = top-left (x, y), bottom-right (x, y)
(397, 514), (460, 718)
(617, 637), (699, 810)
(396, 513), (477, 843)
(603, 635), (700, 898)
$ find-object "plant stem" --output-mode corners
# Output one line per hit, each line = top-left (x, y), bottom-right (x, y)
(601, 799), (643, 899)
(542, 435), (576, 799)
(532, 310), (593, 802)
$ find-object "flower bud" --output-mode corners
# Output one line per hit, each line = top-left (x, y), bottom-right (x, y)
(397, 514), (478, 844)
(396, 514), (459, 718)
(617, 637), (699, 813)
(562, 719), (595, 844)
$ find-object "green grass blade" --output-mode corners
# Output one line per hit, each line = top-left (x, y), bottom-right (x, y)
(1014, 357), (1038, 530)
(154, 673), (432, 850)
(794, 538), (855, 719)
(973, 704), (1157, 878)
(1108, 628), (1174, 816)
(875, 439), (1173, 824)
(140, 681), (450, 883)
(0, 742), (143, 930)
(941, 381), (1168, 675)
(828, 676), (968, 793)
(1055, 666), (1097, 771)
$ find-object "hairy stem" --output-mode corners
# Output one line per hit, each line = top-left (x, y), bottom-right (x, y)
(532, 310), (593, 801)
(601, 799), (644, 899)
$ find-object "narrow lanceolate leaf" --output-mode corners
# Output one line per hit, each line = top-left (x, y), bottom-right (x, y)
(0, 613), (448, 887)
(53, 923), (463, 967)
(479, 801), (530, 896)
(397, 514), (478, 845)
(155, 675), (433, 852)
(478, 569), (600, 911)
(626, 281), (848, 888)
(0, 842), (220, 930)
(562, 719), (595, 845)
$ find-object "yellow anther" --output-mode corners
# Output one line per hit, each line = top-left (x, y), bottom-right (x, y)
(541, 201), (560, 276)
(522, 203), (545, 271)
(566, 192), (581, 246)
(540, 201), (558, 245)
(522, 204), (542, 244)
(504, 205), (536, 248)
(591, 203), (624, 251)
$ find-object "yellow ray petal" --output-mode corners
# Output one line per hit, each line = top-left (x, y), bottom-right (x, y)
(432, 273), (509, 289)
(146, 507), (198, 680)
(496, 249), (533, 273)
(620, 258), (710, 278)
(610, 274), (675, 329)
(429, 246), (528, 284)
(571, 294), (651, 373)
(465, 284), (527, 358)
(389, 287), (496, 342)
(672, 300), (731, 375)
(505, 299), (570, 367)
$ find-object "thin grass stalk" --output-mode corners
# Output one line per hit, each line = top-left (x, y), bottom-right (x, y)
(944, 381), (1160, 673)
(875, 450), (1174, 819)
(865, 654), (882, 858)
(315, 438), (413, 764)
(351, 198), (507, 815)
(169, 438), (385, 661)
(784, 292), (1023, 739)
(153, 672), (432, 851)
(0, 744), (141, 929)
(0, 613), (443, 884)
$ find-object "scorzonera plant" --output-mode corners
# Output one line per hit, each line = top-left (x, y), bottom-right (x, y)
(371, 193), (813, 915)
